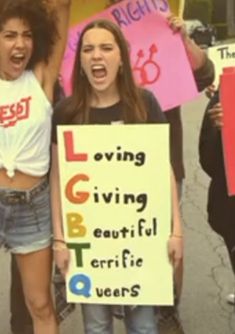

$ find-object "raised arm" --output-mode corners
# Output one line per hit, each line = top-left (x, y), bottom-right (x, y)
(168, 14), (215, 91)
(35, 0), (71, 101)
(168, 14), (207, 71)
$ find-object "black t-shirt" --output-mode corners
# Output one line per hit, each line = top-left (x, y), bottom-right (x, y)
(52, 89), (166, 144)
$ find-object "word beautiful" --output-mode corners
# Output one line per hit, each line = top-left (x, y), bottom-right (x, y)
(63, 130), (158, 300)
(110, 0), (169, 28)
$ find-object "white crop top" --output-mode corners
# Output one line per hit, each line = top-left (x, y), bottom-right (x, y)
(0, 71), (53, 178)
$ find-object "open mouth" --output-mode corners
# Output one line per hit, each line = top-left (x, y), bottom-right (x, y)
(91, 64), (107, 80)
(10, 54), (26, 67)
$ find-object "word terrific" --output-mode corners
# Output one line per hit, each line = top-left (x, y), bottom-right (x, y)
(67, 246), (143, 269)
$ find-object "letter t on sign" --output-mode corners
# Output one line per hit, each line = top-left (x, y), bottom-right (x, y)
(64, 131), (88, 161)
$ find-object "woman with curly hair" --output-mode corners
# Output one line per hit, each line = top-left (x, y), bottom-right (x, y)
(0, 0), (70, 333)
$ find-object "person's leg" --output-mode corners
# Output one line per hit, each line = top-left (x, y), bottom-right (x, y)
(15, 247), (59, 334)
(124, 306), (157, 334)
(10, 255), (33, 334)
(81, 304), (113, 334)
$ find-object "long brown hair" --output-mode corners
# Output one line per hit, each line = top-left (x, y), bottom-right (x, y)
(66, 19), (147, 124)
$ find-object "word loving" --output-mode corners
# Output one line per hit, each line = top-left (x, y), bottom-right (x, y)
(63, 130), (150, 299)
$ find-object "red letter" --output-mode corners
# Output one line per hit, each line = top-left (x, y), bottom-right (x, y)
(18, 96), (31, 119)
(64, 131), (88, 161)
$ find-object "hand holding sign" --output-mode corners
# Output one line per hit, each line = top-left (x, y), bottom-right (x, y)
(168, 235), (183, 270)
(208, 102), (223, 128)
(53, 240), (71, 277)
(167, 14), (187, 39)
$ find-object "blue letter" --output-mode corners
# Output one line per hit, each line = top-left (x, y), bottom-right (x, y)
(69, 274), (91, 297)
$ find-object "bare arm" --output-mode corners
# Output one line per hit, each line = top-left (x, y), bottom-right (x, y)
(50, 143), (70, 276)
(170, 168), (182, 236)
(168, 14), (206, 70)
(35, 0), (71, 101)
(50, 143), (64, 239)
(182, 35), (207, 71)
(168, 168), (183, 270)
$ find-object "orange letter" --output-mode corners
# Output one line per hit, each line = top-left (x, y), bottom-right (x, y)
(65, 174), (90, 204)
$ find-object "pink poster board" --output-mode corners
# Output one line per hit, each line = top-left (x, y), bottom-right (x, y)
(61, 0), (198, 111)
(220, 67), (235, 196)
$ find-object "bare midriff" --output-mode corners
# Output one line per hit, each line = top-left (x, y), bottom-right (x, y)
(0, 169), (47, 190)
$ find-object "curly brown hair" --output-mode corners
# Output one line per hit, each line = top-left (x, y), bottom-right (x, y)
(0, 0), (58, 69)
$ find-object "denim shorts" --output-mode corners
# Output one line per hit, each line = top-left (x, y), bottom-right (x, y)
(0, 179), (52, 254)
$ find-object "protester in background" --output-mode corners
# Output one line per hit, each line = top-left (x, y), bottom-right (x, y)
(199, 91), (235, 304)
(0, 0), (70, 333)
(200, 89), (235, 307)
(50, 18), (183, 334)
(158, 15), (215, 334)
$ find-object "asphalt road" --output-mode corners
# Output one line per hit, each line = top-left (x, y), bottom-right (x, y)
(1, 93), (235, 334)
